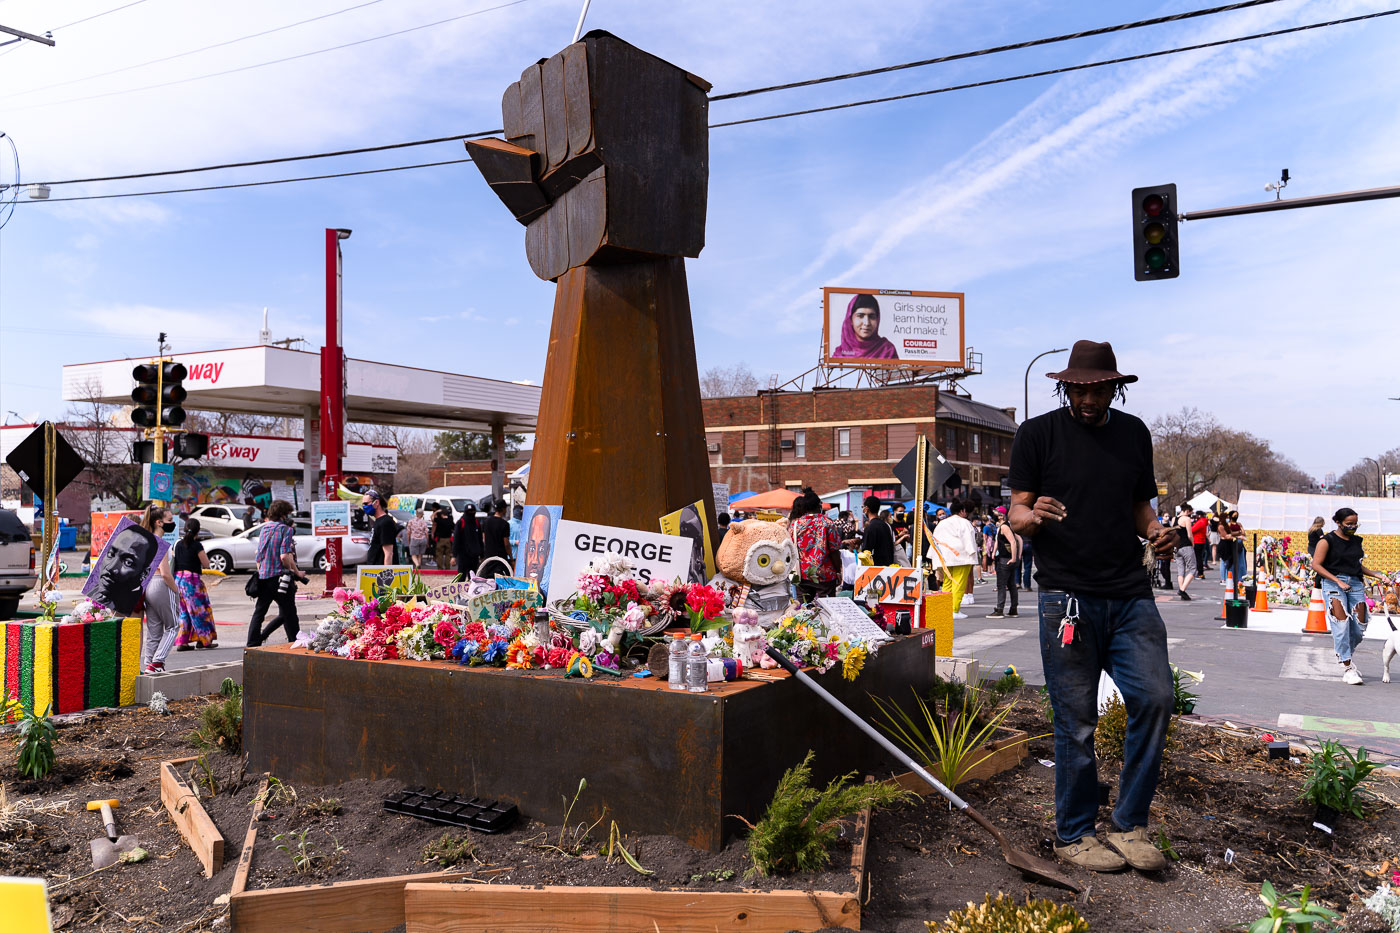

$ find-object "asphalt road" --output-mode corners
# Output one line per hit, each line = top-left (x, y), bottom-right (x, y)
(953, 572), (1400, 762)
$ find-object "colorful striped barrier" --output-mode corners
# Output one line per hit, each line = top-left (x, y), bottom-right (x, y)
(1, 617), (142, 716)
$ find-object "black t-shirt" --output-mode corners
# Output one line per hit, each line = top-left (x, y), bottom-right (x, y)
(481, 515), (512, 560)
(367, 513), (399, 562)
(1319, 531), (1365, 579)
(173, 538), (203, 574)
(1008, 406), (1157, 597)
(432, 515), (453, 540)
(861, 517), (895, 566)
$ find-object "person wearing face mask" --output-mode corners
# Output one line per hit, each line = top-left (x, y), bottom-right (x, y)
(1311, 507), (1386, 685)
(361, 490), (398, 566)
(139, 505), (181, 673)
(247, 499), (310, 647)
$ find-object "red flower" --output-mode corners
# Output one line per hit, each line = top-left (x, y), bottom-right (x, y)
(685, 583), (724, 620)
(545, 646), (570, 668)
(462, 621), (487, 644)
(531, 645), (547, 666)
(433, 620), (461, 652)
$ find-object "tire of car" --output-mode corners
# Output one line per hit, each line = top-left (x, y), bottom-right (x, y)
(314, 551), (328, 573)
(207, 550), (232, 574)
(0, 596), (19, 621)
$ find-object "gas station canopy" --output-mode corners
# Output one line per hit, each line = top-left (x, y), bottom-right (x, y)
(62, 345), (540, 434)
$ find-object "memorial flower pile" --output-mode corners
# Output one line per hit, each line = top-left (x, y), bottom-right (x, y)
(762, 607), (874, 682)
(59, 598), (117, 625)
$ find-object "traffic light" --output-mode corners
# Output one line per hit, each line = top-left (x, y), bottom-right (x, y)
(130, 361), (188, 428)
(172, 432), (208, 460)
(1131, 183), (1180, 281)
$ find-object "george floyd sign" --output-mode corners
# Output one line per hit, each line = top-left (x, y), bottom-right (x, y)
(546, 519), (693, 601)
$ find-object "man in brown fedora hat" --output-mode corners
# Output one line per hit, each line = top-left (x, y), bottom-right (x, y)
(1007, 339), (1179, 875)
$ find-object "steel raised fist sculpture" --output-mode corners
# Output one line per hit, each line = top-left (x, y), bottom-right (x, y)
(466, 33), (716, 539)
(467, 31), (710, 282)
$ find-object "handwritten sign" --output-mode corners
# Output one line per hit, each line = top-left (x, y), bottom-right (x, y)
(546, 519), (693, 601)
(463, 588), (539, 621)
(853, 566), (922, 605)
(816, 597), (891, 644)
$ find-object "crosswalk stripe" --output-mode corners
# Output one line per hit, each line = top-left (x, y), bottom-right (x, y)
(1279, 646), (1338, 681)
(952, 628), (1026, 656)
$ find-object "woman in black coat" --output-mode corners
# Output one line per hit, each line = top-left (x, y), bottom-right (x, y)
(452, 508), (483, 577)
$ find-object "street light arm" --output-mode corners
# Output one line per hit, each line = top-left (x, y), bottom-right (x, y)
(1023, 348), (1069, 424)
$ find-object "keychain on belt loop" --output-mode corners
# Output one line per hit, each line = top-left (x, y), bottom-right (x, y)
(1058, 595), (1080, 647)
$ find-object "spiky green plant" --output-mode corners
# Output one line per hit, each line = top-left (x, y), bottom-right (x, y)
(927, 892), (1089, 932)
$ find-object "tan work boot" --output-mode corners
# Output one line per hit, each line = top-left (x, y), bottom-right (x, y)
(1053, 835), (1126, 872)
(1104, 825), (1168, 871)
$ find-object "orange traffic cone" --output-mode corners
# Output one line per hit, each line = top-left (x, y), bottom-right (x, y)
(1303, 587), (1330, 634)
(1253, 587), (1272, 613)
(1216, 570), (1234, 621)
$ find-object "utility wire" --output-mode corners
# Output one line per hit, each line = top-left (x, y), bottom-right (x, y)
(2, 0), (533, 112)
(0, 0), (386, 101)
(12, 6), (1396, 203)
(22, 157), (474, 203)
(712, 0), (1288, 100)
(711, 7), (1400, 128)
(47, 0), (152, 33)
(18, 0), (1328, 189)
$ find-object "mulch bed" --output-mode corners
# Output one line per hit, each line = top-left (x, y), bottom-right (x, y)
(1, 689), (1398, 932)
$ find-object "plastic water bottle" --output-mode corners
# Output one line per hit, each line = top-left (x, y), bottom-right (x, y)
(686, 634), (708, 693)
(668, 633), (688, 690)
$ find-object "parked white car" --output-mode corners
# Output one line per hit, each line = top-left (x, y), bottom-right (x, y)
(0, 509), (37, 620)
(188, 503), (256, 538)
(201, 521), (369, 575)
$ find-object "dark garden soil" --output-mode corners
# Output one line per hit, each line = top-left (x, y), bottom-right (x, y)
(2, 690), (1398, 932)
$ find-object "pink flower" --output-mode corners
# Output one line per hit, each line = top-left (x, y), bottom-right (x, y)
(545, 646), (570, 669)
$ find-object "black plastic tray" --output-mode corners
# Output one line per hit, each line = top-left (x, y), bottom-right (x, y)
(382, 787), (519, 833)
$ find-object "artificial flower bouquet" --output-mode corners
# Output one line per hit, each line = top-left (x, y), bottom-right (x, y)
(59, 598), (118, 625)
(762, 606), (873, 682)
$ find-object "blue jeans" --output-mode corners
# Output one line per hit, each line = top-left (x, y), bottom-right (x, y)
(1320, 575), (1367, 663)
(1038, 590), (1173, 844)
(1020, 540), (1034, 589)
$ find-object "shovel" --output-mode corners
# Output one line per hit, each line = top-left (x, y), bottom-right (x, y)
(87, 798), (142, 870)
(764, 647), (1080, 892)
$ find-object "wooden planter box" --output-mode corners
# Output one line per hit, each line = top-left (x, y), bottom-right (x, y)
(888, 726), (1030, 793)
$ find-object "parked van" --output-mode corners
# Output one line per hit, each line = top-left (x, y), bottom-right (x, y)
(388, 486), (494, 522)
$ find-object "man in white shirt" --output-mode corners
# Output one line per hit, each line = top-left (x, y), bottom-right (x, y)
(929, 498), (978, 620)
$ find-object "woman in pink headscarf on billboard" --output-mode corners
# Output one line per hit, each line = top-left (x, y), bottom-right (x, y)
(832, 293), (899, 360)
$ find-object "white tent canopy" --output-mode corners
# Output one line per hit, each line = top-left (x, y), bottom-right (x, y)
(1237, 489), (1400, 535)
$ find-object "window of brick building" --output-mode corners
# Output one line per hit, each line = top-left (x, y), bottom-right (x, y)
(706, 432), (722, 465)
(794, 430), (806, 459)
(743, 431), (758, 459)
(971, 432), (980, 456)
(887, 423), (916, 456)
(837, 428), (850, 457)
(984, 434), (999, 463)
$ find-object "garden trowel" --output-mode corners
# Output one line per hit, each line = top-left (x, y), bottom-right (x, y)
(87, 798), (141, 869)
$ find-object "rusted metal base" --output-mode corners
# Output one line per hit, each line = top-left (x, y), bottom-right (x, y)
(244, 635), (935, 852)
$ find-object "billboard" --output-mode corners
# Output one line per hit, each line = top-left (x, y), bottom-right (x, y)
(822, 287), (964, 369)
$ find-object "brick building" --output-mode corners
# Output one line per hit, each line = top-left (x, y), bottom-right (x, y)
(429, 455), (531, 488)
(701, 384), (1019, 506)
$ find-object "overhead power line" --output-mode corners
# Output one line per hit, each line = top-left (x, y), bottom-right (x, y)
(0, 0), (387, 101)
(711, 7), (1400, 128)
(47, 0), (152, 33)
(11, 6), (1396, 204)
(712, 0), (1288, 100)
(2, 0), (533, 112)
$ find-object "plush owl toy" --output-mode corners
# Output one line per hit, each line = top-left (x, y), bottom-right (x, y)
(709, 518), (798, 623)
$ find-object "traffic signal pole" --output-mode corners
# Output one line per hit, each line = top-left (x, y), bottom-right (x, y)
(1179, 183), (1400, 222)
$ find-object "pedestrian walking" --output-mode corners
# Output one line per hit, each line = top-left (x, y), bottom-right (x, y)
(789, 488), (842, 602)
(361, 490), (398, 566)
(858, 496), (895, 566)
(452, 506), (483, 577)
(172, 518), (217, 650)
(1311, 508), (1387, 685)
(929, 498), (978, 620)
(246, 500), (309, 647)
(1008, 339), (1176, 873)
(1191, 511), (1210, 573)
(431, 506), (454, 570)
(241, 507), (255, 531)
(1171, 507), (1196, 599)
(986, 507), (1021, 618)
(406, 509), (430, 569)
(480, 499), (513, 578)
(139, 506), (180, 673)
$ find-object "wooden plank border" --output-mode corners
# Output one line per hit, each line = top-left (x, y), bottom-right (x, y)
(230, 870), (473, 933)
(230, 775), (269, 897)
(160, 757), (225, 878)
(403, 884), (861, 932)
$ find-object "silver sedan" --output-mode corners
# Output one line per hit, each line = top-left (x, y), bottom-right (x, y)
(201, 521), (370, 575)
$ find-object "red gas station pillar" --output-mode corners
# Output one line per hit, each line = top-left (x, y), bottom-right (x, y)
(320, 228), (350, 592)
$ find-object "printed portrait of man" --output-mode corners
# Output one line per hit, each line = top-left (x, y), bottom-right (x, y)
(677, 504), (708, 584)
(82, 517), (168, 616)
(516, 505), (562, 594)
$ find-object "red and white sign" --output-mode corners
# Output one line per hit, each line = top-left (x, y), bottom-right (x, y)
(854, 566), (922, 605)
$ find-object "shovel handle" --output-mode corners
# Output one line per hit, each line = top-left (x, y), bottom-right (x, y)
(99, 802), (118, 841)
(763, 646), (971, 811)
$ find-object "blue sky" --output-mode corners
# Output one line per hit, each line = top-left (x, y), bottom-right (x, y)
(1, 0), (1397, 480)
